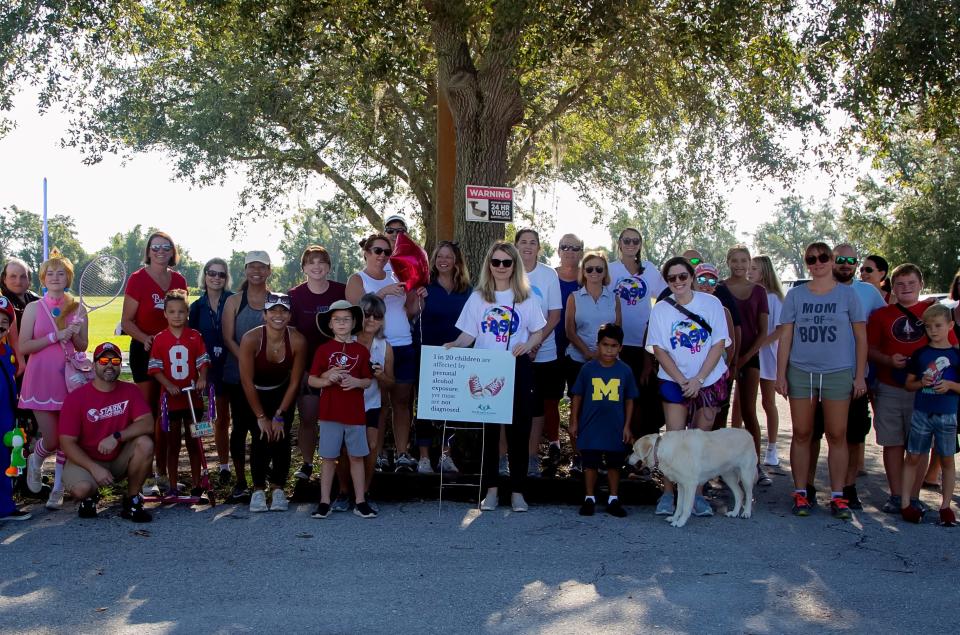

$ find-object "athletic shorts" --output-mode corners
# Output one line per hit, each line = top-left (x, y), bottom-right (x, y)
(392, 344), (417, 385)
(874, 383), (915, 447)
(786, 366), (852, 401)
(580, 449), (627, 470)
(531, 359), (565, 417)
(318, 421), (369, 458)
(907, 411), (958, 456)
(659, 370), (730, 410)
(741, 354), (760, 372)
(365, 407), (382, 429)
(63, 440), (141, 491)
(812, 393), (871, 443)
(129, 338), (151, 383)
(564, 357), (584, 396)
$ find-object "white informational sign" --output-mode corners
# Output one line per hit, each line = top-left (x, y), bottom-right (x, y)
(417, 345), (516, 424)
(465, 185), (514, 223)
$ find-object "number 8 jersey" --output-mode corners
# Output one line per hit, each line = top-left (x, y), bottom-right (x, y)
(148, 327), (210, 410)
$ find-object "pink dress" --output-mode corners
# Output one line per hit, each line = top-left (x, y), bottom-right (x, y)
(19, 297), (69, 411)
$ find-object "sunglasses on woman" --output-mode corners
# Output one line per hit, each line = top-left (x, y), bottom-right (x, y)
(666, 272), (690, 283)
(364, 312), (384, 320)
(558, 244), (583, 252)
(96, 356), (122, 366)
(370, 246), (393, 256)
(584, 266), (604, 274)
(150, 244), (173, 252)
(696, 276), (718, 287)
(206, 270), (227, 279)
(490, 258), (513, 269)
(835, 256), (858, 265)
(620, 238), (640, 246)
(805, 253), (831, 265)
(859, 266), (875, 274)
(384, 227), (406, 235)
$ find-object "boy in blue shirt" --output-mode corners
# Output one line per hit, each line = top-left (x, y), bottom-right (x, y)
(901, 304), (959, 526)
(570, 323), (638, 517)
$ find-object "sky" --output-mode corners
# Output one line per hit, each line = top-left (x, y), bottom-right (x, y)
(0, 89), (860, 266)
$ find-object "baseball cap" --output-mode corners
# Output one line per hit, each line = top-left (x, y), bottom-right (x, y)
(244, 250), (271, 266)
(384, 214), (408, 229)
(694, 263), (720, 279)
(94, 342), (123, 358)
(0, 296), (14, 325)
(264, 292), (292, 311)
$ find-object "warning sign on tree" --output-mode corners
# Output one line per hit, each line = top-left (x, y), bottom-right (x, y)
(465, 185), (514, 223)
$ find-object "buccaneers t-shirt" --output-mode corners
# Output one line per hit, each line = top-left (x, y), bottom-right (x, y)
(310, 340), (372, 425)
(60, 381), (151, 461)
(124, 268), (188, 336)
(455, 289), (547, 352)
(148, 328), (210, 410)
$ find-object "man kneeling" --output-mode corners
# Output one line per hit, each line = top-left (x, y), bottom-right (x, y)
(59, 342), (155, 522)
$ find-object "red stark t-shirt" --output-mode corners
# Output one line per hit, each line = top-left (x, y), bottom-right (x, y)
(310, 339), (372, 425)
(867, 299), (959, 386)
(60, 381), (152, 461)
(148, 327), (210, 410)
(124, 268), (188, 336)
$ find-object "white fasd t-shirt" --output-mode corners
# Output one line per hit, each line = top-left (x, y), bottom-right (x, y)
(646, 291), (730, 386)
(455, 289), (547, 352)
(525, 263), (561, 362)
(608, 260), (667, 347)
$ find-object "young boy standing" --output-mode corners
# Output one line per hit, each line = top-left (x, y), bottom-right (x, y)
(901, 303), (959, 526)
(148, 290), (210, 499)
(308, 300), (376, 519)
(569, 323), (638, 517)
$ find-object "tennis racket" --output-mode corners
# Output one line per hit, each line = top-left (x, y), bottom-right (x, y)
(74, 255), (127, 322)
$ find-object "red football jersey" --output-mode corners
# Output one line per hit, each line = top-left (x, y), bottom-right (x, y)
(148, 327), (210, 410)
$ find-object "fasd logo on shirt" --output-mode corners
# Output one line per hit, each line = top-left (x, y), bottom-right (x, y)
(480, 306), (520, 343)
(669, 320), (709, 353)
(329, 351), (359, 371)
(87, 400), (130, 423)
(615, 277), (647, 306)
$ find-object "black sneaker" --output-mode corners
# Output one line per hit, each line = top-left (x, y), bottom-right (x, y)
(606, 498), (627, 518)
(218, 469), (232, 487)
(842, 484), (863, 510)
(311, 502), (331, 519)
(190, 487), (210, 505)
(579, 498), (596, 516)
(0, 509), (32, 522)
(294, 463), (313, 480)
(120, 495), (152, 523)
(354, 501), (377, 518)
(227, 486), (251, 504)
(569, 456), (583, 476)
(78, 497), (97, 519)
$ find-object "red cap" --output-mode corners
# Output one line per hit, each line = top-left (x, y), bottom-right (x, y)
(0, 296), (14, 325)
(93, 342), (122, 358)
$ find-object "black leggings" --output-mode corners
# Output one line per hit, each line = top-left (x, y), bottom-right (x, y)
(620, 345), (663, 437)
(480, 356), (533, 495)
(228, 382), (254, 483)
(249, 384), (294, 489)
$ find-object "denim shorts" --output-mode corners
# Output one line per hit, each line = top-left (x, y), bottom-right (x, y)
(906, 411), (958, 457)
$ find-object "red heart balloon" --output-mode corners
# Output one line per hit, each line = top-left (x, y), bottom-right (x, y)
(389, 231), (430, 291)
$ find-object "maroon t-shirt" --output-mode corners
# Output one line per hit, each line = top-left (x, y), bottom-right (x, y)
(732, 284), (770, 354)
(288, 281), (346, 358)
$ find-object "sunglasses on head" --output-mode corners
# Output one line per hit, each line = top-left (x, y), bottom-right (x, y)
(370, 246), (393, 256)
(559, 244), (583, 252)
(859, 266), (875, 274)
(666, 272), (690, 284)
(620, 238), (640, 246)
(490, 258), (513, 269)
(384, 227), (406, 235)
(689, 257), (702, 266)
(96, 356), (122, 366)
(150, 244), (173, 252)
(805, 253), (831, 265)
(584, 266), (604, 274)
(835, 256), (858, 265)
(206, 270), (227, 279)
(696, 276), (718, 287)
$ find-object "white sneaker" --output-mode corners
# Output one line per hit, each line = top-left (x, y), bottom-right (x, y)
(26, 451), (43, 493)
(438, 453), (459, 473)
(763, 446), (780, 467)
(511, 493), (529, 512)
(269, 488), (288, 511)
(45, 487), (64, 510)
(142, 476), (161, 497)
(249, 490), (268, 512)
(417, 457), (434, 474)
(480, 490), (498, 511)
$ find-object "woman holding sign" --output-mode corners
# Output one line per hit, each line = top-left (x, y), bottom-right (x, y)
(445, 242), (546, 513)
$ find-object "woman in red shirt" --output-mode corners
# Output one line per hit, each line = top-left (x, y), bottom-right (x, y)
(120, 231), (188, 487)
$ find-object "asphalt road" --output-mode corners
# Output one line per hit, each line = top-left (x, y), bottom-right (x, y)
(2, 401), (957, 634)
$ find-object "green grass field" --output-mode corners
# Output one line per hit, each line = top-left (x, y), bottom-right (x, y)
(83, 296), (196, 354)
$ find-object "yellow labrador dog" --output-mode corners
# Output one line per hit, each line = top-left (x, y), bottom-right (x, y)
(628, 429), (757, 528)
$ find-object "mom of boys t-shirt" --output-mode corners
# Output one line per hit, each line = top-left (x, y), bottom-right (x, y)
(779, 283), (865, 374)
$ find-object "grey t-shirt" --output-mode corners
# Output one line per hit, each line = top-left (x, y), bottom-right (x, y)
(779, 283), (866, 373)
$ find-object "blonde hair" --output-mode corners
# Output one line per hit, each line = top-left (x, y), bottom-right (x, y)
(751, 255), (784, 300)
(579, 251), (611, 286)
(476, 242), (531, 303)
(198, 257), (232, 293)
(39, 253), (79, 328)
(922, 303), (952, 325)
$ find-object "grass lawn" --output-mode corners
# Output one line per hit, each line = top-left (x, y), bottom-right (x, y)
(83, 296), (196, 354)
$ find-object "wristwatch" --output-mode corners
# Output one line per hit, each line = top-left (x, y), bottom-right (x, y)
(113, 431), (122, 440)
